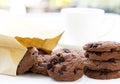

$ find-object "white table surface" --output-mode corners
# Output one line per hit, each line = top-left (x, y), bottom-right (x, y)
(0, 13), (120, 84)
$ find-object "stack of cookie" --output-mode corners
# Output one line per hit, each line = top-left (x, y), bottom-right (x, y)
(83, 41), (120, 79)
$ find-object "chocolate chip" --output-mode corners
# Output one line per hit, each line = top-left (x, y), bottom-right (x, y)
(51, 59), (58, 65)
(61, 65), (66, 71)
(107, 58), (115, 63)
(32, 51), (38, 56)
(87, 43), (94, 48)
(58, 70), (63, 75)
(47, 63), (52, 70)
(58, 66), (66, 74)
(38, 62), (41, 66)
(51, 67), (55, 72)
(74, 68), (80, 74)
(32, 52), (35, 55)
(63, 49), (71, 53)
(94, 52), (102, 56)
(118, 51), (120, 54)
(43, 60), (46, 63)
(110, 48), (116, 52)
(88, 43), (102, 48)
(85, 53), (89, 58)
(93, 44), (98, 48)
(17, 65), (20, 68)
(56, 53), (62, 57)
(100, 69), (111, 73)
(59, 57), (65, 62)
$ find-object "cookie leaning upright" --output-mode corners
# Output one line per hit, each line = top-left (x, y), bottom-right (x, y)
(17, 47), (38, 75)
(83, 41), (120, 79)
(47, 48), (85, 81)
(30, 49), (51, 76)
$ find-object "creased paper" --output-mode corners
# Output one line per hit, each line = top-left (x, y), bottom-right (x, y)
(0, 34), (27, 75)
(15, 32), (63, 53)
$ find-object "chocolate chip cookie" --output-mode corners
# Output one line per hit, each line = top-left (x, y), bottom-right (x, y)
(85, 59), (120, 71)
(83, 41), (120, 52)
(85, 68), (120, 79)
(47, 48), (85, 81)
(85, 51), (120, 60)
(83, 41), (120, 79)
(31, 54), (51, 76)
(17, 47), (38, 75)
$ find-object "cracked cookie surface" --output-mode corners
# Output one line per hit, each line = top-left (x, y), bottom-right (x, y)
(31, 54), (51, 75)
(47, 48), (85, 81)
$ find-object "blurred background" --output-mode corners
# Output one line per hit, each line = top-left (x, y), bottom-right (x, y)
(0, 0), (120, 14)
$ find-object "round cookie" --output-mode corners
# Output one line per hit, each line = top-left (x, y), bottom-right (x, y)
(31, 54), (51, 76)
(47, 48), (85, 81)
(85, 51), (120, 60)
(17, 47), (38, 75)
(85, 59), (120, 71)
(85, 68), (120, 79)
(83, 41), (120, 52)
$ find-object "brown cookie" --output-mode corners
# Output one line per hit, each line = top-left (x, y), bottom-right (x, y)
(85, 59), (120, 71)
(51, 48), (86, 60)
(83, 41), (120, 52)
(85, 51), (120, 60)
(47, 48), (85, 81)
(31, 54), (51, 76)
(17, 47), (38, 75)
(85, 68), (120, 79)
